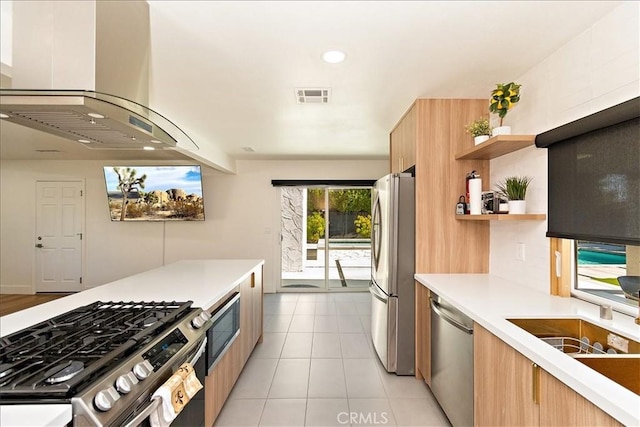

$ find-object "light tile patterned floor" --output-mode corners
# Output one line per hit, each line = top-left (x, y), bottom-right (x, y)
(214, 292), (451, 427)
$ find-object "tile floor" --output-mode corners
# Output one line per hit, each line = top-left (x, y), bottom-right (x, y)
(214, 292), (451, 427)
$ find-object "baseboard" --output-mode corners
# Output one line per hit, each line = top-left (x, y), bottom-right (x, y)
(0, 285), (33, 294)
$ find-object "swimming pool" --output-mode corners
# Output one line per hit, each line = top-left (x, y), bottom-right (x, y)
(577, 248), (626, 265)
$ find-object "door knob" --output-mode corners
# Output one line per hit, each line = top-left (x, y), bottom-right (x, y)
(35, 243), (43, 248)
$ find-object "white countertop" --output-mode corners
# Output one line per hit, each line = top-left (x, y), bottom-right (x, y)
(1, 259), (264, 336)
(0, 405), (71, 427)
(0, 259), (264, 426)
(415, 273), (640, 426)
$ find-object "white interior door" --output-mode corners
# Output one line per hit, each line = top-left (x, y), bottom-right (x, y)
(35, 181), (84, 292)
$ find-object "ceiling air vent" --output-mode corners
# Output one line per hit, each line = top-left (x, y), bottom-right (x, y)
(296, 88), (330, 104)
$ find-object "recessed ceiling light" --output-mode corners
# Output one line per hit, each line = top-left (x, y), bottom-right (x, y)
(0, 113), (9, 119)
(143, 146), (155, 151)
(87, 113), (105, 119)
(322, 50), (346, 64)
(150, 139), (162, 144)
(78, 139), (91, 143)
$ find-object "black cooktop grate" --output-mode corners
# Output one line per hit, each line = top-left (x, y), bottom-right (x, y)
(0, 300), (193, 398)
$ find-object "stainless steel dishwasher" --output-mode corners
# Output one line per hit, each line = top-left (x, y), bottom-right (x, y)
(430, 292), (474, 427)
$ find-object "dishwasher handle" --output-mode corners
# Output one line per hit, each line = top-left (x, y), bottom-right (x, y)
(430, 298), (473, 335)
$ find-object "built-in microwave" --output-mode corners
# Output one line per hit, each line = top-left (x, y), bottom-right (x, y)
(206, 292), (240, 374)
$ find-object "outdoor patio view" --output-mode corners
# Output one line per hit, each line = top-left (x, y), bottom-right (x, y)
(281, 187), (371, 290)
(575, 240), (639, 306)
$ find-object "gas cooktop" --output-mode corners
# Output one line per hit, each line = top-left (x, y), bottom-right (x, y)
(0, 300), (194, 399)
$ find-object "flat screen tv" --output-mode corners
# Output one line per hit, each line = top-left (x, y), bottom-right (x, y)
(103, 165), (205, 221)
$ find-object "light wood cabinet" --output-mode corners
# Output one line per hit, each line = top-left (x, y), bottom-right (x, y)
(540, 370), (622, 427)
(390, 98), (490, 272)
(397, 99), (489, 384)
(474, 324), (539, 426)
(414, 283), (430, 384)
(204, 265), (263, 427)
(413, 99), (489, 274)
(390, 103), (417, 173)
(250, 266), (264, 347)
(474, 324), (622, 427)
(239, 266), (264, 365)
(204, 336), (242, 426)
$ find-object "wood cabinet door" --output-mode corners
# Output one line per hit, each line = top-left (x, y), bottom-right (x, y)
(238, 275), (254, 365)
(474, 325), (540, 426)
(414, 283), (430, 384)
(205, 339), (242, 427)
(390, 103), (417, 173)
(540, 370), (622, 427)
(251, 267), (263, 345)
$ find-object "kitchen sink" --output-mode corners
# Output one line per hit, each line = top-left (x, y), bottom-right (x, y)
(507, 318), (639, 354)
(508, 318), (639, 395)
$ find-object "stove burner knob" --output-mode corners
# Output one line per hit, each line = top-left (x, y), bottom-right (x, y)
(94, 386), (120, 412)
(191, 316), (206, 329)
(115, 372), (138, 394)
(200, 311), (211, 321)
(133, 360), (154, 381)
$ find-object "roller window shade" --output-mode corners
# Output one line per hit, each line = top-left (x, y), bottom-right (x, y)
(540, 108), (639, 245)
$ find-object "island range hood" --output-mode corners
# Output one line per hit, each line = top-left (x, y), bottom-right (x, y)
(0, 1), (197, 152)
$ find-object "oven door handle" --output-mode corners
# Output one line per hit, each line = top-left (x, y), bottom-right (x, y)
(189, 336), (207, 366)
(122, 337), (207, 427)
(122, 398), (161, 427)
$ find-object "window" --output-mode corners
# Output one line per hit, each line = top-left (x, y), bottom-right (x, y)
(573, 240), (639, 313)
(536, 98), (639, 314)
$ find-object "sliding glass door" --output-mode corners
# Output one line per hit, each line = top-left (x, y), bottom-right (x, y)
(326, 188), (371, 289)
(279, 186), (371, 292)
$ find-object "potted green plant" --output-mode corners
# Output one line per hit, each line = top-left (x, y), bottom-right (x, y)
(489, 82), (521, 136)
(465, 117), (492, 145)
(495, 176), (532, 214)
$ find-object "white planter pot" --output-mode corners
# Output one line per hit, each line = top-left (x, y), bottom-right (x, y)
(474, 135), (490, 145)
(492, 126), (511, 136)
(508, 200), (526, 214)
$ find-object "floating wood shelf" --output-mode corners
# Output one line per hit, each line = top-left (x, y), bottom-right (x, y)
(455, 135), (536, 160)
(456, 214), (546, 221)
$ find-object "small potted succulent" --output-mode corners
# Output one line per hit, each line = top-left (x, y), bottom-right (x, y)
(465, 117), (492, 145)
(495, 176), (532, 214)
(490, 82), (521, 135)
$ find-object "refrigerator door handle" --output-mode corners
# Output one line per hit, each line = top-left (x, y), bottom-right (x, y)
(369, 282), (388, 304)
(371, 196), (382, 271)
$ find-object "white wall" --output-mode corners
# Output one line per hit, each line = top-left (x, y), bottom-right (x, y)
(0, 159), (387, 294)
(1, 0), (12, 66)
(489, 2), (639, 292)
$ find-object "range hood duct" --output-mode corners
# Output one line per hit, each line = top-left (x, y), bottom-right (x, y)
(0, 1), (198, 151)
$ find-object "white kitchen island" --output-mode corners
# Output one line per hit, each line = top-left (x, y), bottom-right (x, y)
(0, 259), (264, 427)
(415, 273), (640, 426)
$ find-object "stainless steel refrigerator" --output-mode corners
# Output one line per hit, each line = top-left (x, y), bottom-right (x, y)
(370, 173), (415, 375)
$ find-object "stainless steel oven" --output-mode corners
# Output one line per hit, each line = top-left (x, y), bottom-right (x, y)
(122, 336), (208, 427)
(0, 300), (213, 427)
(206, 292), (240, 374)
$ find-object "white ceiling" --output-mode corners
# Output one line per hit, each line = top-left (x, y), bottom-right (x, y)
(0, 1), (622, 167)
